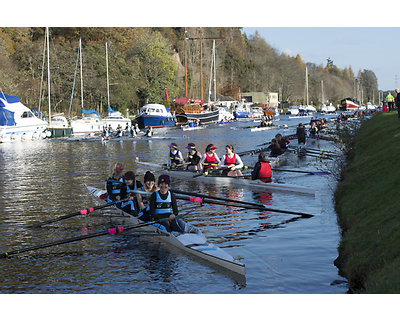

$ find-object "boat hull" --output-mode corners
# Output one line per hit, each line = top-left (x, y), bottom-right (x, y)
(136, 114), (176, 129)
(233, 111), (250, 119)
(135, 159), (315, 195)
(70, 118), (105, 134)
(86, 186), (245, 276)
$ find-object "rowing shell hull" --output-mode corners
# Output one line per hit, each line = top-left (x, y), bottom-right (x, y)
(86, 186), (245, 276)
(135, 160), (315, 195)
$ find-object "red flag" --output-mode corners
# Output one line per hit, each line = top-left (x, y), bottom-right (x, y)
(165, 87), (169, 105)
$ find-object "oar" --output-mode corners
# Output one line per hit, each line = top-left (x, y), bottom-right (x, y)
(26, 198), (130, 228)
(1, 212), (192, 258)
(272, 168), (330, 175)
(169, 188), (313, 218)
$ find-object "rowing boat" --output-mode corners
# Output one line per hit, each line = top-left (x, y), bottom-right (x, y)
(86, 185), (246, 276)
(135, 159), (315, 195)
(250, 125), (275, 132)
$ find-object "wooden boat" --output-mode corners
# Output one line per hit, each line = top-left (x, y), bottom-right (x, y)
(135, 158), (315, 195)
(86, 186), (245, 276)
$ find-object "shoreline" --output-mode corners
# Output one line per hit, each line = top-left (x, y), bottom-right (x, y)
(334, 111), (400, 293)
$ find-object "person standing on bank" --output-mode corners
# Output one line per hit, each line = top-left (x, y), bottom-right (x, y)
(149, 174), (184, 233)
(386, 91), (395, 112)
(395, 88), (400, 120)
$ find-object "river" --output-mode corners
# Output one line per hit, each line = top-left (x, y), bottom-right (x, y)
(0, 114), (348, 295)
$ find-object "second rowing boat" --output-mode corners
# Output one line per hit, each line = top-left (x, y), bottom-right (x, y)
(135, 159), (315, 195)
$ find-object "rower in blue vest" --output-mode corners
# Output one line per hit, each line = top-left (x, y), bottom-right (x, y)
(106, 162), (125, 206)
(167, 142), (184, 168)
(149, 174), (184, 233)
(120, 171), (143, 216)
(136, 171), (157, 221)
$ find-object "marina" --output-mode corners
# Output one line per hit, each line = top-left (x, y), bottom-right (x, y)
(0, 114), (346, 293)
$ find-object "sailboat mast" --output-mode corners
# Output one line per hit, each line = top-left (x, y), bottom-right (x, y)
(79, 38), (84, 110)
(106, 42), (110, 110)
(46, 27), (51, 124)
(213, 39), (216, 103)
(306, 66), (309, 106)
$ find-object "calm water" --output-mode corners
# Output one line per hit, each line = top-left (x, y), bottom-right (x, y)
(0, 114), (348, 294)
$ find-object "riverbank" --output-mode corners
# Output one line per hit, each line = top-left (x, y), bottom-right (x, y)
(334, 111), (400, 293)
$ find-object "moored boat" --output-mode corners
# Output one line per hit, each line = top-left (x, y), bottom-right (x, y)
(102, 106), (131, 130)
(86, 185), (246, 276)
(0, 93), (49, 143)
(135, 103), (176, 129)
(170, 98), (219, 125)
(47, 113), (73, 138)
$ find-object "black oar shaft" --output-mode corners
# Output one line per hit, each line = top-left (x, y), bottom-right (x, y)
(170, 189), (312, 218)
(26, 199), (125, 228)
(1, 213), (189, 258)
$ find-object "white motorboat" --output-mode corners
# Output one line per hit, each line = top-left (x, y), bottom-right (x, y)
(102, 108), (131, 130)
(320, 102), (336, 113)
(0, 93), (49, 143)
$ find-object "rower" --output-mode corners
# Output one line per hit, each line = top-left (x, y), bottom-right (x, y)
(296, 123), (307, 145)
(268, 138), (284, 157)
(184, 142), (202, 171)
(220, 144), (243, 177)
(149, 174), (185, 233)
(136, 171), (157, 222)
(167, 143), (184, 168)
(199, 144), (221, 173)
(275, 133), (289, 149)
(251, 152), (272, 183)
(144, 126), (153, 137)
(106, 162), (125, 205)
(120, 171), (143, 216)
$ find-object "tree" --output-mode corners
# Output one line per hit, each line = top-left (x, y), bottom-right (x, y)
(359, 69), (378, 102)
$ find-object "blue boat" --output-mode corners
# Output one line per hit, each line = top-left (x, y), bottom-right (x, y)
(136, 103), (176, 129)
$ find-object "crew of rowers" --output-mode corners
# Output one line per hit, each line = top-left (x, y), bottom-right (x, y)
(106, 162), (197, 234)
(167, 140), (283, 183)
(167, 142), (244, 177)
(103, 123), (141, 138)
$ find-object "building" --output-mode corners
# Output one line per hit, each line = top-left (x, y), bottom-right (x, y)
(241, 92), (279, 107)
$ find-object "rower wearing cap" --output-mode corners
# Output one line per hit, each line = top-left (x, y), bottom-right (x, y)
(167, 143), (184, 168)
(149, 174), (184, 233)
(184, 142), (202, 171)
(221, 144), (243, 177)
(199, 144), (221, 173)
(251, 152), (272, 183)
(120, 171), (143, 216)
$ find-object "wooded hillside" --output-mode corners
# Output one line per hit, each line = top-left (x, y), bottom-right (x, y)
(0, 27), (378, 117)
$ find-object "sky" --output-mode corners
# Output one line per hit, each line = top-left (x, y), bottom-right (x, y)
(4, 2), (398, 92)
(242, 27), (398, 91)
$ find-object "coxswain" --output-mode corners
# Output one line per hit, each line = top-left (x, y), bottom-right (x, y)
(220, 144), (244, 177)
(149, 174), (184, 233)
(199, 144), (221, 173)
(136, 171), (157, 222)
(106, 162), (125, 207)
(184, 142), (202, 171)
(167, 143), (184, 168)
(251, 152), (272, 183)
(120, 171), (143, 216)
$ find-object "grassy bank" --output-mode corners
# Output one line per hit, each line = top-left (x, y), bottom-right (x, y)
(334, 111), (400, 293)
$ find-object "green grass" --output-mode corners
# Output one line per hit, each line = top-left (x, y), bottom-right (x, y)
(334, 111), (400, 293)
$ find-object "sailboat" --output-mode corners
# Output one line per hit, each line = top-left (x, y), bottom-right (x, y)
(70, 39), (105, 134)
(43, 27), (72, 137)
(101, 43), (131, 130)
